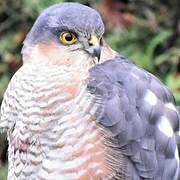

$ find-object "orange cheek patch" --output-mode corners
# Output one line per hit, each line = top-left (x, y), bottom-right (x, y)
(39, 42), (62, 55)
(38, 43), (72, 65)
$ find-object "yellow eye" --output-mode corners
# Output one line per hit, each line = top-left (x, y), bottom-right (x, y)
(59, 32), (77, 45)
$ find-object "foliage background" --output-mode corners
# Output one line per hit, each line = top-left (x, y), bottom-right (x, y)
(0, 0), (179, 179)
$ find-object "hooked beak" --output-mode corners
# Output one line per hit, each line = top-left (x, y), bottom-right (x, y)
(86, 35), (101, 62)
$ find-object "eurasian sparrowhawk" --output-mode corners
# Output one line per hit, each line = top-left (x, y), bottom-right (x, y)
(0, 2), (180, 180)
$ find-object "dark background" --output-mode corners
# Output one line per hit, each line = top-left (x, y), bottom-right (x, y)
(0, 0), (179, 179)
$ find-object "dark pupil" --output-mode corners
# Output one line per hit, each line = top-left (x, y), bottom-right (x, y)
(65, 34), (73, 41)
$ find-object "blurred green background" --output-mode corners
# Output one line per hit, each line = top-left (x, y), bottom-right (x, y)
(0, 0), (179, 179)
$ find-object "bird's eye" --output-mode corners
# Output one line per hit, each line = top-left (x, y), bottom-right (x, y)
(59, 32), (77, 45)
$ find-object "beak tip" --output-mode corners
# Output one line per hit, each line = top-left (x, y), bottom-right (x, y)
(86, 45), (101, 62)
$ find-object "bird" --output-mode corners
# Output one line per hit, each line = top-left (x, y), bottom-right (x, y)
(0, 2), (180, 180)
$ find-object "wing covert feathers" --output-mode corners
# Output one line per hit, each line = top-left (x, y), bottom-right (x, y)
(88, 56), (180, 179)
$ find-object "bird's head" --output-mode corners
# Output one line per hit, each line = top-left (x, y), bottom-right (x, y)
(22, 3), (105, 67)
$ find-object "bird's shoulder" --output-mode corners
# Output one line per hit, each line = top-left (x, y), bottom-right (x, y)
(87, 55), (180, 179)
(88, 55), (179, 127)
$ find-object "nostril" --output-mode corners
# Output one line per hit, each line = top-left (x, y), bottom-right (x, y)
(89, 42), (93, 46)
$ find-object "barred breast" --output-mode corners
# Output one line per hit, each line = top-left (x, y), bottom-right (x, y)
(1, 62), (114, 180)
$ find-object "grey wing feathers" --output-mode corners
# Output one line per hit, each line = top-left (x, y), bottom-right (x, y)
(88, 56), (180, 179)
